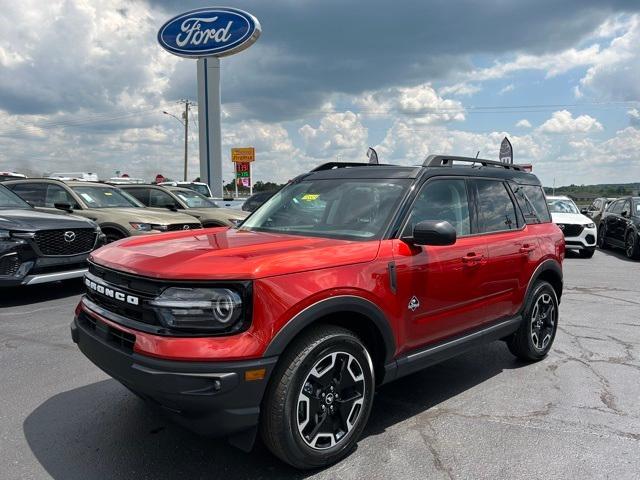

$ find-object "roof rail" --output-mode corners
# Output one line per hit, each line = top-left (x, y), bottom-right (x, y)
(424, 155), (523, 171)
(311, 162), (380, 172)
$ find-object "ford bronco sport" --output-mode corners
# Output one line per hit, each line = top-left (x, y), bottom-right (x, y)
(71, 155), (564, 469)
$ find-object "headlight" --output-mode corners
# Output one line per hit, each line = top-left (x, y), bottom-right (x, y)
(130, 223), (168, 232)
(130, 222), (152, 232)
(585, 223), (595, 229)
(149, 287), (244, 331)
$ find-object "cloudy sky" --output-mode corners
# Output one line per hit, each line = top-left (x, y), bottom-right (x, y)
(1, 0), (640, 187)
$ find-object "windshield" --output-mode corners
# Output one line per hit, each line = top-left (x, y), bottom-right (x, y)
(239, 178), (410, 240)
(173, 189), (218, 208)
(0, 184), (31, 209)
(547, 198), (579, 214)
(72, 186), (143, 208)
(186, 184), (211, 197)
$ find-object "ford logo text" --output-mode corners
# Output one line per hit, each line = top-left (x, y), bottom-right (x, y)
(157, 7), (261, 58)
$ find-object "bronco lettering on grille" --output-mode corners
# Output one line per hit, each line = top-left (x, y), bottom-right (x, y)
(85, 277), (139, 306)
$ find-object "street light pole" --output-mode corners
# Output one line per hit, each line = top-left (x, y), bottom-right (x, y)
(163, 99), (194, 182)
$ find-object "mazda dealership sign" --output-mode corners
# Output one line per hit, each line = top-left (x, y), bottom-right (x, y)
(157, 7), (261, 58)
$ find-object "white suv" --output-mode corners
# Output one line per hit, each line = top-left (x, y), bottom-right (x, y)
(547, 195), (597, 258)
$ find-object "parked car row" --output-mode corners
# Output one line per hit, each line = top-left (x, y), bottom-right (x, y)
(546, 194), (640, 260)
(0, 178), (251, 287)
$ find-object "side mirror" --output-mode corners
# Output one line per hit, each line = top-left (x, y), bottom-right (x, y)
(580, 208), (588, 214)
(404, 220), (457, 246)
(164, 203), (179, 212)
(54, 202), (73, 213)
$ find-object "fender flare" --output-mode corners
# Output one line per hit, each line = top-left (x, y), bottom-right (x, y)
(262, 295), (396, 363)
(522, 258), (563, 309)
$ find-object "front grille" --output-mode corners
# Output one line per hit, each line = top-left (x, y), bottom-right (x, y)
(34, 229), (97, 256)
(167, 223), (202, 231)
(558, 224), (584, 237)
(86, 264), (160, 326)
(78, 311), (135, 353)
(0, 254), (20, 276)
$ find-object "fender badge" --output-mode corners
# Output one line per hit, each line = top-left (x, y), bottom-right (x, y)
(408, 296), (420, 311)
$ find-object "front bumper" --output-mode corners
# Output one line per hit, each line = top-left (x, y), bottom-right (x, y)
(563, 225), (597, 250)
(71, 309), (277, 440)
(0, 243), (90, 286)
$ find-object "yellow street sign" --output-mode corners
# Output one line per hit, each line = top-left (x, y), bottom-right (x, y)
(231, 147), (255, 163)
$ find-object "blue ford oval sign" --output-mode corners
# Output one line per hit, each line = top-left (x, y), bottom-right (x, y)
(157, 7), (261, 58)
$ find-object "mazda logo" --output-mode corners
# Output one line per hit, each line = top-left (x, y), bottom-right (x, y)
(63, 231), (76, 242)
(182, 225), (190, 230)
(559, 224), (565, 230)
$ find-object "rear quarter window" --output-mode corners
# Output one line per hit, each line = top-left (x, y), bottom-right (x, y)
(510, 184), (551, 224)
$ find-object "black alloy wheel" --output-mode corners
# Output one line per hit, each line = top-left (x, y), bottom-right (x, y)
(297, 351), (366, 450)
(529, 293), (557, 352)
(597, 226), (608, 249)
(626, 232), (640, 259)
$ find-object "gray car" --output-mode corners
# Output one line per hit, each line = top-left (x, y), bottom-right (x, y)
(119, 184), (248, 227)
(4, 179), (202, 242)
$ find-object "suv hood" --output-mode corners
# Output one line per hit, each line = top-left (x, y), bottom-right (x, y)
(550, 212), (592, 225)
(87, 207), (197, 224)
(91, 228), (380, 280)
(0, 208), (95, 231)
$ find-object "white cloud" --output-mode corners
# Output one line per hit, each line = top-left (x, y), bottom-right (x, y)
(576, 15), (640, 100)
(498, 84), (515, 95)
(355, 84), (465, 124)
(537, 110), (603, 134)
(438, 83), (481, 97)
(516, 119), (532, 128)
(299, 111), (368, 158)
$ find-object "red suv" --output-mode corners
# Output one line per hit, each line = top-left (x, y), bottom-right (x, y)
(71, 155), (564, 469)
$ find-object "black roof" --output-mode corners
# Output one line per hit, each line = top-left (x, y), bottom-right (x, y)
(304, 156), (541, 186)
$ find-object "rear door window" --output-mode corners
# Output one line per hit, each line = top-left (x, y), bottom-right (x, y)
(149, 189), (178, 208)
(472, 179), (519, 233)
(510, 184), (551, 224)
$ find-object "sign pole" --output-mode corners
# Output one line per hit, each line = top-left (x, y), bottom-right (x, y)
(197, 57), (224, 198)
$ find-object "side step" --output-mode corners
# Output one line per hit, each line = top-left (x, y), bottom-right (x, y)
(383, 316), (522, 383)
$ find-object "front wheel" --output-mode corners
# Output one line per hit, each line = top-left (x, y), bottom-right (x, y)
(625, 231), (640, 260)
(507, 281), (559, 361)
(260, 325), (375, 470)
(597, 226), (608, 249)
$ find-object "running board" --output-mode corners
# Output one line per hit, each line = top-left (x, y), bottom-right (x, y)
(382, 316), (522, 384)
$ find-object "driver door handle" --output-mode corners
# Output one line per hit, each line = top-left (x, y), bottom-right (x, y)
(462, 253), (484, 264)
(519, 244), (536, 254)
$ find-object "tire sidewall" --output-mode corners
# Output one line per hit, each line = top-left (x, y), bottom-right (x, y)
(281, 334), (375, 468)
(522, 282), (559, 359)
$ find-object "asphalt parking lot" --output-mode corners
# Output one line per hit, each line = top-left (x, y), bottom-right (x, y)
(1, 249), (639, 480)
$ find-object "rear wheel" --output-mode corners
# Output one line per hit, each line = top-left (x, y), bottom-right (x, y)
(261, 325), (375, 470)
(579, 247), (595, 258)
(507, 281), (558, 361)
(625, 231), (640, 260)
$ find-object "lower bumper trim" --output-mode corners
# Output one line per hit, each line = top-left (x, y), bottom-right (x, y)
(23, 268), (88, 285)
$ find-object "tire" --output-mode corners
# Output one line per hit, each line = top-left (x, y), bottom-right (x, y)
(579, 247), (595, 258)
(625, 231), (640, 260)
(597, 226), (608, 249)
(507, 281), (558, 361)
(104, 229), (126, 243)
(260, 325), (375, 470)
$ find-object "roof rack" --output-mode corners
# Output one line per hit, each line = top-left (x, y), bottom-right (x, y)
(424, 155), (523, 171)
(311, 162), (383, 172)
